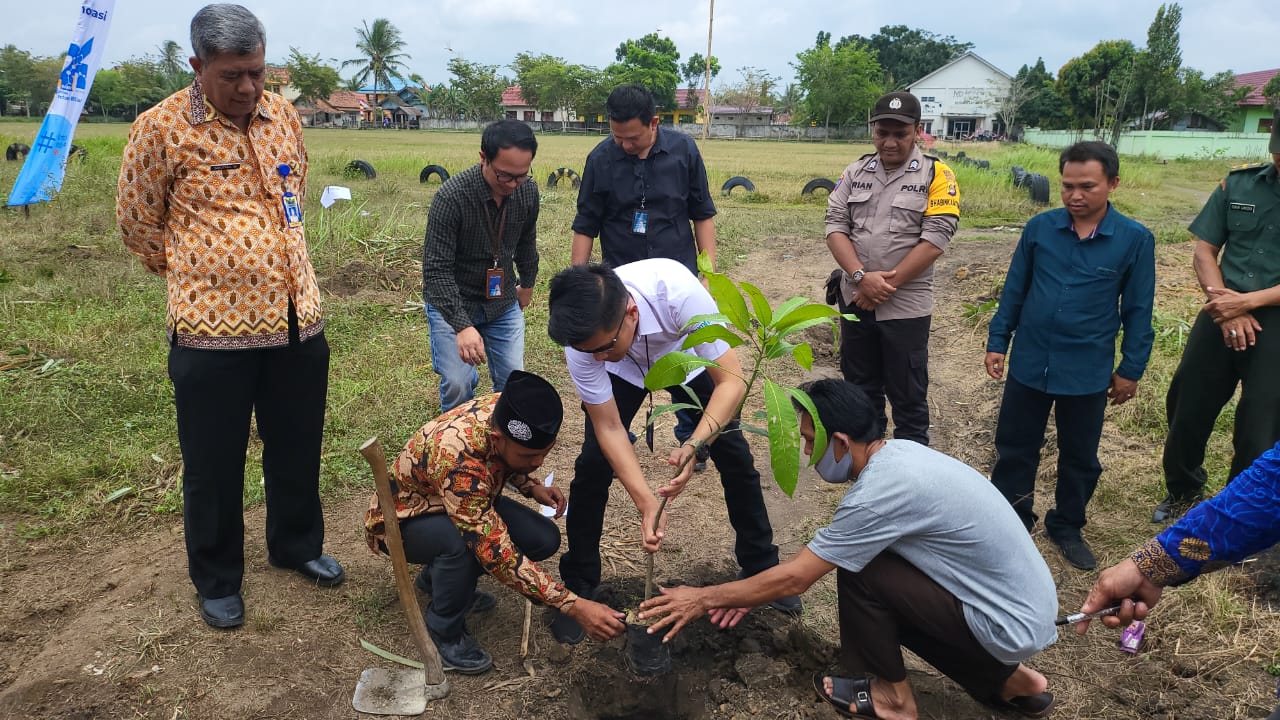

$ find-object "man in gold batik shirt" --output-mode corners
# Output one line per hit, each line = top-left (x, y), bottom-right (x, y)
(117, 3), (342, 629)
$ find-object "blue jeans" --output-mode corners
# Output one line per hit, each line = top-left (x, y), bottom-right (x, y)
(425, 301), (525, 412)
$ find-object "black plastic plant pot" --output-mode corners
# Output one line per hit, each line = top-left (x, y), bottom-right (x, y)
(626, 623), (672, 676)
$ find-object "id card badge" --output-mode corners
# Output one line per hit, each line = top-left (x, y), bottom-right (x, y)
(282, 192), (303, 228)
(632, 210), (648, 235)
(485, 268), (505, 298)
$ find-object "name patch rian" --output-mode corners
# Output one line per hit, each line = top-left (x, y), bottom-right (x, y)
(1229, 202), (1256, 213)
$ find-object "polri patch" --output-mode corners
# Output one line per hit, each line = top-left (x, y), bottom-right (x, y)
(1230, 202), (1256, 213)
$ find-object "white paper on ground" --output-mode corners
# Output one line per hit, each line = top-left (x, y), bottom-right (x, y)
(539, 472), (566, 517)
(320, 185), (352, 208)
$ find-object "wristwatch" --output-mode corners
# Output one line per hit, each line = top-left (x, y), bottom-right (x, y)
(850, 268), (866, 285)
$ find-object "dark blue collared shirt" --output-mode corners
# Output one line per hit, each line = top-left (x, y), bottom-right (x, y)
(572, 127), (716, 274)
(987, 205), (1155, 395)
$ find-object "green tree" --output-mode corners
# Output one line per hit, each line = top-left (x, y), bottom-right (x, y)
(1263, 74), (1280, 110)
(154, 40), (191, 93)
(116, 57), (166, 117)
(343, 18), (411, 97)
(1013, 58), (1069, 130)
(1057, 40), (1140, 142)
(792, 32), (882, 129)
(87, 68), (123, 117)
(286, 47), (341, 105)
(607, 33), (681, 109)
(448, 57), (504, 121)
(424, 83), (464, 119)
(1135, 3), (1183, 129)
(511, 52), (594, 127)
(838, 25), (972, 89)
(680, 52), (720, 107)
(0, 44), (38, 116)
(1175, 68), (1252, 128)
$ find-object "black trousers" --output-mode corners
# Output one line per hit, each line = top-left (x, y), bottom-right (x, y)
(168, 329), (329, 600)
(1163, 307), (1280, 500)
(837, 552), (1017, 701)
(558, 371), (779, 597)
(398, 496), (560, 640)
(989, 375), (1107, 539)
(838, 303), (931, 445)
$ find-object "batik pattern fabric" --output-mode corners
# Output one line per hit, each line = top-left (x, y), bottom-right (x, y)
(1132, 441), (1280, 586)
(117, 81), (323, 349)
(364, 395), (577, 610)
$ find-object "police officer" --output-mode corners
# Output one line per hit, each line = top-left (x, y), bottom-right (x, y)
(1154, 111), (1280, 523)
(824, 91), (960, 445)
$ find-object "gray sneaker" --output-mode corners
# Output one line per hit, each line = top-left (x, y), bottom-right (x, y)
(1151, 495), (1200, 523)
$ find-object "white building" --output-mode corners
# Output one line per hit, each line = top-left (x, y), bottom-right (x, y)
(908, 52), (1011, 139)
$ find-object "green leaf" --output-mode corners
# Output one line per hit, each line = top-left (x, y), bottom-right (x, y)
(704, 271), (752, 334)
(791, 343), (814, 371)
(739, 421), (769, 437)
(763, 379), (800, 497)
(780, 316), (841, 339)
(738, 281), (773, 326)
(643, 351), (719, 392)
(360, 639), (425, 669)
(773, 303), (841, 334)
(696, 251), (715, 276)
(649, 402), (702, 422)
(103, 486), (135, 504)
(772, 296), (808, 321)
(765, 339), (797, 360)
(684, 312), (731, 329)
(682, 323), (745, 350)
(788, 387), (826, 466)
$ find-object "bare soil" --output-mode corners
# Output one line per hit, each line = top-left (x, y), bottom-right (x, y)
(2, 233), (1277, 719)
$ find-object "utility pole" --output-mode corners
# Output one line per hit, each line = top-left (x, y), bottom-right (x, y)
(701, 0), (714, 144)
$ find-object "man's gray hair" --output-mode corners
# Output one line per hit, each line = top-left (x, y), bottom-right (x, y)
(190, 4), (266, 62)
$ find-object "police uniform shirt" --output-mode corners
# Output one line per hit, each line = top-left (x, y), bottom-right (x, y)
(565, 258), (730, 405)
(824, 144), (960, 320)
(1189, 162), (1280, 294)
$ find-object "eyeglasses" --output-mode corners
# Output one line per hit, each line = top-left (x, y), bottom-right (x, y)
(491, 166), (533, 184)
(577, 310), (628, 355)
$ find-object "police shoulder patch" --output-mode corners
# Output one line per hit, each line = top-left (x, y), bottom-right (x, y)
(1228, 162), (1267, 173)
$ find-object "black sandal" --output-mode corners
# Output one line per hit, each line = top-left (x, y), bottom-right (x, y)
(812, 673), (878, 718)
(980, 692), (1055, 718)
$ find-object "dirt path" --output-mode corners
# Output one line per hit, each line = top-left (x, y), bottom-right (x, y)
(2, 232), (1276, 720)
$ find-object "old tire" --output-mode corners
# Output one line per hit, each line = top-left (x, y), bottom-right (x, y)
(1028, 173), (1051, 205)
(976, 159), (990, 170)
(5, 143), (29, 161)
(546, 167), (581, 189)
(801, 178), (836, 195)
(1011, 166), (1028, 187)
(68, 144), (87, 160)
(419, 164), (449, 183)
(345, 159), (376, 179)
(721, 175), (755, 195)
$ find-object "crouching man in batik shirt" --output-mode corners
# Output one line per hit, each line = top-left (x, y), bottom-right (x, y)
(364, 371), (625, 674)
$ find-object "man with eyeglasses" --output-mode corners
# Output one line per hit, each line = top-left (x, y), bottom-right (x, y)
(423, 119), (540, 411)
(543, 260), (801, 644)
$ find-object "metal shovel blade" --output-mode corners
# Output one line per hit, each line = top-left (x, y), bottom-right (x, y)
(352, 667), (428, 715)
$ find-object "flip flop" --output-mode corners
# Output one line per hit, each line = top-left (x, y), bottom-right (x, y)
(979, 692), (1055, 718)
(812, 673), (878, 718)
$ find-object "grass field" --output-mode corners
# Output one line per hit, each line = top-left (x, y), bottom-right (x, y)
(0, 120), (1239, 534)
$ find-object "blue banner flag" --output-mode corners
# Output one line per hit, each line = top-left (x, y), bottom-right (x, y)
(6, 0), (115, 207)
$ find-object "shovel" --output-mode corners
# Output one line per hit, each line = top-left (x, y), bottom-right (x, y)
(352, 437), (450, 714)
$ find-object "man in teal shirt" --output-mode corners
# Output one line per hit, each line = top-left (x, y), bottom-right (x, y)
(1154, 114), (1280, 523)
(985, 141), (1156, 570)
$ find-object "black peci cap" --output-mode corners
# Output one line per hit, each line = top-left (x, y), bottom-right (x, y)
(492, 370), (563, 449)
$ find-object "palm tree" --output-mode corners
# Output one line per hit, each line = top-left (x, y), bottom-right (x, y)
(342, 19), (411, 101)
(155, 40), (191, 93)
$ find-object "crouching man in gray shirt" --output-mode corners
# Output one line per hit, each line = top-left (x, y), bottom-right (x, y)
(640, 379), (1058, 720)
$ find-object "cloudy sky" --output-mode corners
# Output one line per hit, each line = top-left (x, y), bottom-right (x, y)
(7, 0), (1279, 87)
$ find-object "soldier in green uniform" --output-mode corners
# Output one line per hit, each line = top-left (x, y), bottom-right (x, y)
(1154, 112), (1280, 522)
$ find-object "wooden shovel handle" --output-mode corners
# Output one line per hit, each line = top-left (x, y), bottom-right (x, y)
(360, 437), (447, 685)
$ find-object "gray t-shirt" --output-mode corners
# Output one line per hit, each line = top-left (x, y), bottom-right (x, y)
(807, 440), (1057, 663)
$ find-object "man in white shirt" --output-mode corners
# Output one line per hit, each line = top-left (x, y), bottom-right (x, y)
(544, 260), (800, 643)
